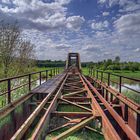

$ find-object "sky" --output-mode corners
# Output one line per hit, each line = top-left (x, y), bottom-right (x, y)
(0, 0), (140, 62)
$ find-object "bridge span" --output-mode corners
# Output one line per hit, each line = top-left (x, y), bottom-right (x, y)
(0, 53), (140, 140)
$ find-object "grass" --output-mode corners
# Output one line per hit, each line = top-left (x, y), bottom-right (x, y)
(46, 128), (104, 140)
(82, 67), (140, 79)
(57, 104), (86, 112)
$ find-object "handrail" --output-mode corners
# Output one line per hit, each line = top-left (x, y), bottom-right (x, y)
(96, 69), (140, 82)
(0, 68), (61, 82)
(88, 68), (140, 102)
(0, 67), (63, 108)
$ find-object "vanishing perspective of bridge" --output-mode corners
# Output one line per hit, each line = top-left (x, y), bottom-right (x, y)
(0, 53), (140, 140)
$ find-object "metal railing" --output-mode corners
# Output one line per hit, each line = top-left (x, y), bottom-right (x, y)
(0, 67), (63, 108)
(88, 68), (140, 95)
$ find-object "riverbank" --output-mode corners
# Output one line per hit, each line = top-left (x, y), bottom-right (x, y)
(82, 68), (140, 79)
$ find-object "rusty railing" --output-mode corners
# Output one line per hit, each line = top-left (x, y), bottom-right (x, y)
(0, 67), (62, 108)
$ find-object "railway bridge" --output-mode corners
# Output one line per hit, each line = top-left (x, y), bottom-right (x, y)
(0, 53), (140, 140)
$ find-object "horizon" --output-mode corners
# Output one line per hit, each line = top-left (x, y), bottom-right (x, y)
(0, 0), (140, 62)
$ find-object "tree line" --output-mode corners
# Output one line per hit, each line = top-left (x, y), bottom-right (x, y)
(86, 56), (140, 72)
(36, 60), (65, 67)
(36, 56), (140, 72)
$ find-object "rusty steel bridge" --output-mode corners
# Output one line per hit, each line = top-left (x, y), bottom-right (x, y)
(0, 53), (140, 140)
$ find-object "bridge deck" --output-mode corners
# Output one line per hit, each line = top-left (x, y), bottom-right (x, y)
(31, 73), (65, 94)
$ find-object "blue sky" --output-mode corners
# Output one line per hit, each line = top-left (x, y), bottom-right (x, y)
(0, 0), (140, 61)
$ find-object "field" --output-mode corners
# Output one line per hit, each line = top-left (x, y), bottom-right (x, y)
(82, 67), (140, 79)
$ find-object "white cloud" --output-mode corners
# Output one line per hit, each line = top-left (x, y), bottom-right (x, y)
(114, 12), (140, 34)
(55, 0), (72, 5)
(33, 13), (66, 29)
(66, 16), (85, 31)
(102, 12), (109, 16)
(91, 20), (109, 30)
(0, 0), (85, 31)
(109, 0), (119, 7)
(98, 0), (107, 4)
(0, 0), (140, 61)
(98, 0), (119, 6)
(83, 44), (101, 53)
(1, 0), (11, 4)
(119, 1), (140, 13)
(134, 48), (140, 52)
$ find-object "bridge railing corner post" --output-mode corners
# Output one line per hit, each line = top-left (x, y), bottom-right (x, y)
(96, 70), (98, 79)
(39, 72), (41, 85)
(101, 71), (103, 82)
(29, 74), (31, 91)
(119, 76), (122, 93)
(108, 72), (110, 86)
(46, 70), (48, 82)
(7, 79), (11, 104)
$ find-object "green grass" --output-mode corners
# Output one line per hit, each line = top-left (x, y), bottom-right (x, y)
(105, 70), (140, 79)
(82, 67), (140, 79)
(57, 104), (91, 112)
(46, 124), (104, 140)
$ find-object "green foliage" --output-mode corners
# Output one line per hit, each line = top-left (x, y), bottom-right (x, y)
(84, 57), (140, 72)
(36, 60), (65, 67)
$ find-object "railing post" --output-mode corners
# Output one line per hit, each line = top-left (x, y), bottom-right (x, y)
(92, 68), (94, 77)
(46, 70), (48, 82)
(96, 70), (98, 79)
(54, 68), (55, 76)
(136, 113), (140, 136)
(56, 68), (57, 75)
(105, 72), (109, 102)
(119, 76), (122, 93)
(93, 69), (95, 77)
(39, 72), (41, 85)
(29, 74), (31, 91)
(108, 73), (110, 86)
(51, 69), (53, 78)
(124, 104), (128, 122)
(101, 71), (103, 82)
(8, 79), (11, 104)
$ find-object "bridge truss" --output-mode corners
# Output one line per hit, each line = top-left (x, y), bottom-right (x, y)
(0, 53), (140, 140)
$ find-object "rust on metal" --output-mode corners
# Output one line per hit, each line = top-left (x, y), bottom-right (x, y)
(0, 53), (139, 140)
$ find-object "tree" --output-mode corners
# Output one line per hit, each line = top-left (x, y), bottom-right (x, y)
(114, 56), (120, 63)
(0, 20), (35, 78)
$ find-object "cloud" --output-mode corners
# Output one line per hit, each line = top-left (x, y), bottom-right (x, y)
(134, 48), (140, 52)
(114, 12), (140, 35)
(109, 0), (119, 7)
(55, 0), (72, 5)
(98, 0), (119, 7)
(0, 0), (140, 62)
(119, 1), (140, 13)
(0, 0), (85, 31)
(91, 20), (109, 30)
(98, 0), (107, 4)
(54, 44), (71, 50)
(83, 45), (101, 53)
(102, 12), (109, 16)
(66, 16), (85, 31)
